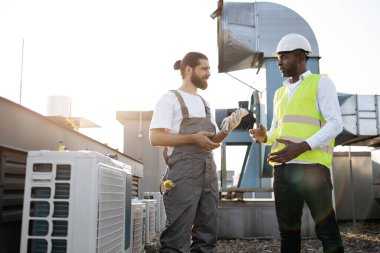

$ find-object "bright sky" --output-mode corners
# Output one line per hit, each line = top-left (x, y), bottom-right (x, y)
(1, 0), (380, 152)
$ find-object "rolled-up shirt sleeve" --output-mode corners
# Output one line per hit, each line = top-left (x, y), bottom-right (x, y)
(306, 76), (343, 150)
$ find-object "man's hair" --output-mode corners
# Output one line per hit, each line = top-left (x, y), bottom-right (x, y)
(173, 52), (208, 78)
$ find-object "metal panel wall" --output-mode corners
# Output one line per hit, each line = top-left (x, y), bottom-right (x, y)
(0, 97), (142, 171)
(332, 152), (380, 221)
(371, 150), (380, 204)
(336, 94), (380, 146)
(117, 111), (167, 195)
(217, 201), (315, 239)
(0, 147), (27, 223)
(0, 147), (27, 253)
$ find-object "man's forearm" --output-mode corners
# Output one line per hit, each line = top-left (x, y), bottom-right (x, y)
(150, 130), (194, 147)
(211, 131), (228, 144)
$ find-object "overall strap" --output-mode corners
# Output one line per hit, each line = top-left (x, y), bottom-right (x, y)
(171, 90), (189, 119)
(198, 95), (211, 118)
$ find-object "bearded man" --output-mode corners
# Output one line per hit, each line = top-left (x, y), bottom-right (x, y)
(150, 52), (247, 253)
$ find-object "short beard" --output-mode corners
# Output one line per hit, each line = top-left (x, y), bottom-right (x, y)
(281, 55), (299, 78)
(281, 61), (298, 78)
(191, 74), (208, 90)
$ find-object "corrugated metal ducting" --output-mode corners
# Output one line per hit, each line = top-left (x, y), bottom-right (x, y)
(336, 94), (380, 146)
(217, 1), (319, 72)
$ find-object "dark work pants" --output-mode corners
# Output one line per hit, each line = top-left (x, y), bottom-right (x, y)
(273, 163), (344, 253)
(160, 153), (218, 253)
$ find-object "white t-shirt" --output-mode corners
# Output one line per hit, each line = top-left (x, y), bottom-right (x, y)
(150, 89), (219, 134)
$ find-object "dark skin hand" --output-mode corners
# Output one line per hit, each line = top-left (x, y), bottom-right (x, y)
(268, 139), (311, 164)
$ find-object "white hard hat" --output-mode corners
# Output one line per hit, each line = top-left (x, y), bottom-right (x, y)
(272, 33), (312, 56)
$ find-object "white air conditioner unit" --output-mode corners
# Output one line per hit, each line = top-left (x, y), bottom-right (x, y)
(130, 202), (144, 253)
(131, 199), (146, 247)
(143, 192), (166, 232)
(140, 199), (156, 244)
(20, 150), (132, 253)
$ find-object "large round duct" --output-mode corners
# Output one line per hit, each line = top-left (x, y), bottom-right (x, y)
(217, 1), (319, 73)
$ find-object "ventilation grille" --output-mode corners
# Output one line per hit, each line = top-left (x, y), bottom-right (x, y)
(142, 205), (146, 246)
(143, 192), (166, 232)
(141, 200), (156, 243)
(131, 204), (144, 253)
(147, 203), (156, 242)
(21, 152), (131, 253)
(26, 163), (71, 253)
(96, 165), (126, 253)
(131, 176), (139, 198)
(0, 148), (27, 222)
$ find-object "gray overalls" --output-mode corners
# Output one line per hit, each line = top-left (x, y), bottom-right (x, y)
(160, 90), (218, 253)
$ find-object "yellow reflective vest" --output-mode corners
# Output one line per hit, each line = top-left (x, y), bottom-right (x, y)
(269, 74), (334, 168)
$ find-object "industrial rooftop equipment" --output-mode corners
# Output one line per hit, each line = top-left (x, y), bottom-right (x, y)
(214, 0), (321, 195)
(214, 0), (380, 195)
(20, 151), (133, 253)
(213, 0), (380, 238)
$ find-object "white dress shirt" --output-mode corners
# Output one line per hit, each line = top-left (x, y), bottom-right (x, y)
(266, 70), (343, 152)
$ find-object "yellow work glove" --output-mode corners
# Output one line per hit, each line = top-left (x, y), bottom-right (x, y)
(220, 108), (249, 134)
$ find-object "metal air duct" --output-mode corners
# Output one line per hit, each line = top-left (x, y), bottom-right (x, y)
(336, 94), (380, 146)
(217, 1), (319, 73)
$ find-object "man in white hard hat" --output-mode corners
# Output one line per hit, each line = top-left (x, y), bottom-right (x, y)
(149, 52), (248, 253)
(249, 34), (344, 253)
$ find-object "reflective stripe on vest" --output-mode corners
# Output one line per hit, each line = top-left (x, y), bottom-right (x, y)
(274, 115), (326, 128)
(270, 74), (334, 168)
